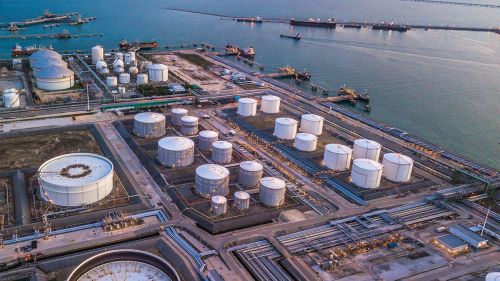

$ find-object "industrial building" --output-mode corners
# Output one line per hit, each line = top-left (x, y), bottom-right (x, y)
(449, 224), (489, 248)
(433, 234), (469, 255)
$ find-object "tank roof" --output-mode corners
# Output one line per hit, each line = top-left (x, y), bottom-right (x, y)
(262, 95), (280, 101)
(212, 140), (232, 149)
(325, 144), (352, 154)
(276, 117), (298, 125)
(234, 191), (250, 199)
(296, 133), (317, 141)
(29, 49), (62, 61)
(353, 158), (383, 170)
(354, 139), (381, 149)
(172, 108), (188, 114)
(199, 130), (218, 138)
(302, 114), (324, 121)
(239, 97), (257, 104)
(211, 195), (227, 204)
(181, 115), (198, 123)
(196, 164), (230, 180)
(383, 153), (413, 165)
(150, 63), (168, 70)
(260, 177), (286, 189)
(35, 66), (74, 79)
(240, 161), (263, 171)
(31, 57), (67, 69)
(158, 137), (194, 151)
(135, 112), (165, 123)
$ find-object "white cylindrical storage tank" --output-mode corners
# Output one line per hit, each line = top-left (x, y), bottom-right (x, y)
(198, 130), (219, 151)
(118, 86), (126, 94)
(195, 164), (230, 197)
(261, 95), (281, 113)
(351, 159), (383, 189)
(2, 89), (20, 108)
(382, 153), (413, 182)
(294, 133), (318, 152)
(180, 116), (199, 135)
(237, 98), (257, 116)
(324, 144), (352, 171)
(137, 73), (148, 85)
(259, 177), (286, 207)
(112, 58), (124, 69)
(129, 60), (138, 67)
(238, 161), (263, 188)
(114, 65), (124, 74)
(211, 195), (227, 216)
(170, 108), (187, 126)
(99, 67), (109, 75)
(234, 191), (250, 210)
(95, 60), (107, 70)
(124, 51), (136, 65)
(91, 45), (104, 64)
(141, 60), (152, 70)
(485, 273), (500, 281)
(106, 76), (118, 87)
(134, 112), (166, 138)
(118, 73), (130, 84)
(149, 64), (168, 82)
(300, 114), (324, 135)
(157, 137), (194, 167)
(128, 66), (138, 75)
(352, 139), (382, 161)
(274, 118), (298, 140)
(115, 52), (123, 60)
(211, 141), (233, 164)
(38, 153), (114, 207)
(34, 67), (75, 91)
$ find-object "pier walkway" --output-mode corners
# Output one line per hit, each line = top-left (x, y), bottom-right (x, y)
(401, 0), (500, 8)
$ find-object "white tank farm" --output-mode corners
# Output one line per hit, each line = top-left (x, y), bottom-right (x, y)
(106, 76), (118, 87)
(261, 95), (281, 113)
(195, 164), (230, 197)
(125, 51), (136, 65)
(198, 130), (219, 151)
(300, 114), (324, 135)
(91, 45), (104, 64)
(2, 88), (20, 108)
(294, 133), (318, 152)
(180, 115), (199, 135)
(119, 73), (130, 84)
(274, 117), (298, 140)
(95, 60), (107, 70)
(149, 64), (168, 82)
(259, 177), (286, 207)
(211, 141), (233, 164)
(38, 153), (114, 207)
(134, 112), (166, 138)
(170, 108), (188, 126)
(351, 159), (383, 189)
(238, 161), (263, 188)
(157, 137), (194, 167)
(211, 195), (227, 215)
(352, 139), (382, 161)
(382, 153), (414, 182)
(137, 73), (148, 85)
(323, 144), (352, 171)
(237, 98), (257, 116)
(234, 191), (250, 210)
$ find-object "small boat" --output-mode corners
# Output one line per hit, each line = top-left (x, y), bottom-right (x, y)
(280, 33), (301, 40)
(342, 22), (362, 29)
(7, 24), (19, 32)
(236, 16), (263, 23)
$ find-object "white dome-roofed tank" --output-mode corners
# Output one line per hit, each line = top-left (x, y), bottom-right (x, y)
(35, 67), (75, 91)
(141, 60), (152, 70)
(211, 195), (227, 215)
(294, 133), (318, 152)
(261, 95), (280, 113)
(137, 73), (148, 85)
(195, 164), (230, 197)
(128, 66), (139, 75)
(198, 130), (219, 151)
(211, 141), (233, 164)
(486, 272), (500, 281)
(237, 98), (257, 116)
(129, 60), (138, 67)
(112, 58), (124, 69)
(274, 117), (298, 140)
(114, 52), (124, 60)
(180, 115), (199, 135)
(382, 153), (413, 182)
(106, 76), (118, 87)
(323, 144), (352, 171)
(238, 161), (263, 188)
(259, 177), (286, 207)
(2, 88), (20, 108)
(351, 159), (383, 189)
(149, 64), (168, 82)
(170, 108), (188, 126)
(38, 153), (114, 207)
(352, 139), (382, 161)
(99, 67), (109, 75)
(134, 112), (166, 138)
(124, 51), (136, 65)
(91, 45), (104, 64)
(300, 114), (324, 135)
(119, 73), (130, 84)
(95, 60), (107, 70)
(234, 191), (250, 210)
(157, 137), (194, 167)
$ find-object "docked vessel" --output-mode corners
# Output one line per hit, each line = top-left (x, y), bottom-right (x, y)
(290, 18), (336, 28)
(7, 24), (19, 31)
(236, 16), (263, 23)
(225, 44), (255, 59)
(119, 39), (158, 50)
(280, 33), (301, 40)
(11, 44), (52, 56)
(342, 22), (362, 29)
(372, 22), (409, 32)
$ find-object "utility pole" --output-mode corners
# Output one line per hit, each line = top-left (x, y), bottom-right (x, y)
(86, 83), (90, 111)
(480, 207), (490, 237)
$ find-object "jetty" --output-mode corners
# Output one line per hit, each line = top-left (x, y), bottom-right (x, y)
(401, 0), (500, 8)
(0, 32), (104, 40)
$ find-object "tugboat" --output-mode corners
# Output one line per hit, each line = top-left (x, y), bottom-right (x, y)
(119, 38), (158, 50)
(342, 22), (362, 29)
(290, 18), (336, 28)
(372, 22), (409, 32)
(280, 33), (301, 40)
(236, 16), (263, 23)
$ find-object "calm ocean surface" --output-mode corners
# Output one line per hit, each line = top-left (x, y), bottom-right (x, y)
(1, 0), (499, 169)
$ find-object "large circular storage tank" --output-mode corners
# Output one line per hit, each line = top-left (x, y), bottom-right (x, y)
(294, 133), (318, 152)
(195, 164), (230, 197)
(137, 73), (148, 85)
(95, 60), (107, 70)
(91, 45), (104, 64)
(382, 153), (413, 182)
(180, 116), (199, 135)
(211, 141), (233, 164)
(351, 159), (383, 189)
(114, 65), (124, 74)
(238, 161), (263, 188)
(486, 272), (500, 281)
(149, 64), (168, 82)
(352, 139), (382, 161)
(141, 60), (152, 70)
(119, 73), (130, 84)
(115, 52), (123, 60)
(134, 112), (166, 138)
(106, 76), (118, 87)
(157, 137), (194, 167)
(170, 108), (188, 126)
(274, 118), (298, 140)
(35, 67), (75, 91)
(112, 58), (124, 69)
(300, 114), (324, 135)
(259, 177), (286, 207)
(198, 130), (219, 151)
(128, 66), (139, 75)
(261, 95), (280, 113)
(211, 195), (227, 216)
(2, 89), (20, 108)
(125, 51), (136, 65)
(323, 144), (352, 171)
(237, 98), (257, 116)
(99, 67), (109, 75)
(38, 153), (114, 207)
(234, 191), (250, 210)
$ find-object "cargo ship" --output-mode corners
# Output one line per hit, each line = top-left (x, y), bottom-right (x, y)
(290, 18), (336, 28)
(225, 45), (255, 59)
(119, 39), (158, 50)
(11, 44), (52, 56)
(236, 16), (263, 23)
(280, 33), (301, 40)
(372, 22), (409, 32)
(342, 22), (362, 29)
